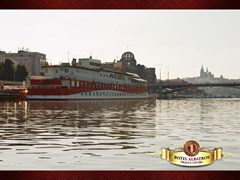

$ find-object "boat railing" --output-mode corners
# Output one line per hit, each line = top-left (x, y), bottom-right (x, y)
(31, 75), (60, 80)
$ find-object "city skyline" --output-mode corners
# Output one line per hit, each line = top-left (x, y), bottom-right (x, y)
(1, 10), (240, 79)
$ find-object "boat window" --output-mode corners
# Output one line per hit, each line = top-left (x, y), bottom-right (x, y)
(90, 62), (101, 67)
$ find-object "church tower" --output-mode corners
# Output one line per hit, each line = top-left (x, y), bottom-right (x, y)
(200, 65), (205, 78)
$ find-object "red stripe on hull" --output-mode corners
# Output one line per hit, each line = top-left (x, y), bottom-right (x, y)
(28, 79), (148, 96)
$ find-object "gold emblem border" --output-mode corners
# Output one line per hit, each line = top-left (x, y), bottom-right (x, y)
(161, 148), (223, 167)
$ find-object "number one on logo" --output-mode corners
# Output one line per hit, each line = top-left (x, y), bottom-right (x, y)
(184, 140), (200, 156)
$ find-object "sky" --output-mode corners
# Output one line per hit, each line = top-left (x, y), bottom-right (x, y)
(0, 10), (240, 80)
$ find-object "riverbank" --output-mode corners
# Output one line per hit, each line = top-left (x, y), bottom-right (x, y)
(0, 85), (26, 100)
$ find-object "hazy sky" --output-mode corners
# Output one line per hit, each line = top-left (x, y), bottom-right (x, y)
(0, 10), (240, 79)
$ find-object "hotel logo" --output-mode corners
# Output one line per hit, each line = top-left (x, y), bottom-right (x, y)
(161, 140), (223, 167)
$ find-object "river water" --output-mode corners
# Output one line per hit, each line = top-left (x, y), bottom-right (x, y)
(0, 99), (239, 170)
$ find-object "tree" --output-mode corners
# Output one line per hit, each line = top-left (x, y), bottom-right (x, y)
(2, 59), (14, 80)
(0, 59), (28, 81)
(0, 62), (3, 78)
(15, 64), (28, 81)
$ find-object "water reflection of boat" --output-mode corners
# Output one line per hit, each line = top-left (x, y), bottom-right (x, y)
(26, 99), (157, 139)
(0, 89), (24, 100)
(27, 99), (155, 112)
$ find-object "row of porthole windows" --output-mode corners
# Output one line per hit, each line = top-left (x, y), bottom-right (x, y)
(80, 91), (142, 97)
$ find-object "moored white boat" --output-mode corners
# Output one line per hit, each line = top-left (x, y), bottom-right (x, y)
(23, 56), (151, 100)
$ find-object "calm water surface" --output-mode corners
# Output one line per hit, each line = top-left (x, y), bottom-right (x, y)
(0, 99), (239, 170)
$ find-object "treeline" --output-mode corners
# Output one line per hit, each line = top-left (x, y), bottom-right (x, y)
(0, 59), (28, 81)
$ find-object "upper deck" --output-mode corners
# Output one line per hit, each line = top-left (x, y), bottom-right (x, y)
(38, 59), (147, 87)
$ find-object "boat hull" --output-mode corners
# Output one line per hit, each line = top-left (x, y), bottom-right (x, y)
(26, 90), (151, 100)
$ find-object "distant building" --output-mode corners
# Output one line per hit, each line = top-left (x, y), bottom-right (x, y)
(120, 51), (156, 84)
(102, 61), (124, 74)
(146, 68), (156, 84)
(0, 49), (46, 75)
(200, 65), (214, 79)
(119, 51), (138, 74)
(184, 65), (229, 84)
(103, 51), (156, 85)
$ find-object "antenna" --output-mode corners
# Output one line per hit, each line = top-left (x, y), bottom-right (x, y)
(68, 51), (70, 63)
(89, 51), (93, 59)
(159, 64), (162, 81)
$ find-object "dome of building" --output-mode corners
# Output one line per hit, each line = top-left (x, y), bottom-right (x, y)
(121, 51), (135, 61)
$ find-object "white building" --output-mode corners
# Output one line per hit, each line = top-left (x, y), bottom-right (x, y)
(0, 50), (46, 75)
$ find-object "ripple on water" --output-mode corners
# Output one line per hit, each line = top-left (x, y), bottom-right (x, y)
(0, 99), (240, 169)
